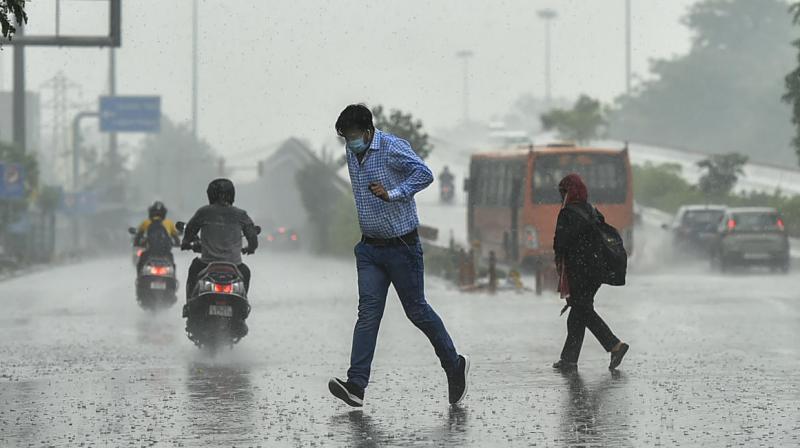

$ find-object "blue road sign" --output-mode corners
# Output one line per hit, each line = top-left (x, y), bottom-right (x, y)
(99, 96), (161, 133)
(0, 163), (26, 199)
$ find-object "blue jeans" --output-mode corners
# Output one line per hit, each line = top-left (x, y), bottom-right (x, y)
(347, 241), (459, 389)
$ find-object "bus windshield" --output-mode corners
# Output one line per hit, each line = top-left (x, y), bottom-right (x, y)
(532, 153), (627, 204)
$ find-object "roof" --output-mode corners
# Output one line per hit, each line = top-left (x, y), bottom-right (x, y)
(725, 207), (779, 214)
(679, 204), (727, 211)
(471, 145), (626, 159)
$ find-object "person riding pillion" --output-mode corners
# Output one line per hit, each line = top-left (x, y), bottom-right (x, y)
(327, 104), (470, 408)
(181, 178), (259, 301)
(135, 201), (180, 272)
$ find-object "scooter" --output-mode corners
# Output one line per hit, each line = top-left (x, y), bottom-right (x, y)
(440, 182), (455, 204)
(177, 222), (260, 352)
(128, 227), (179, 311)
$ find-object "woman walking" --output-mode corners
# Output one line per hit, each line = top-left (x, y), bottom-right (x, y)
(552, 174), (629, 371)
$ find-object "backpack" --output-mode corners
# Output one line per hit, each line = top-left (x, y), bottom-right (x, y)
(145, 220), (173, 256)
(565, 204), (627, 286)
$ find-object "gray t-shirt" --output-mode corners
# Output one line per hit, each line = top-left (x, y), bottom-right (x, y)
(183, 204), (258, 264)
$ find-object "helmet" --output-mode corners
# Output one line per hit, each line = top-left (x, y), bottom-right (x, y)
(207, 178), (235, 205)
(148, 201), (167, 220)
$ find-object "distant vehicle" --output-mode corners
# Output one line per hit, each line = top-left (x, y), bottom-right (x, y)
(264, 226), (300, 250)
(662, 205), (726, 256)
(128, 227), (178, 310)
(710, 207), (789, 273)
(465, 143), (634, 294)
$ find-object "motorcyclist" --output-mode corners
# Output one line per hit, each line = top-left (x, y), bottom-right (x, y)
(135, 201), (180, 272)
(181, 178), (259, 301)
(439, 165), (455, 201)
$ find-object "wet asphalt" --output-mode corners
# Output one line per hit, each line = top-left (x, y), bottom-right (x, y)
(0, 244), (799, 447)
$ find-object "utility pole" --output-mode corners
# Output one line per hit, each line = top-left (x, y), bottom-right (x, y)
(625, 0), (632, 95)
(537, 9), (557, 106)
(109, 48), (118, 158)
(192, 0), (199, 140)
(13, 23), (26, 150)
(455, 50), (474, 124)
(40, 71), (83, 184)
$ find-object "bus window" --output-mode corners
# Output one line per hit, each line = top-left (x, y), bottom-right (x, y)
(532, 153), (627, 204)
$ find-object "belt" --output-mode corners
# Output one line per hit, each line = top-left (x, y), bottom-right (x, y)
(361, 229), (419, 246)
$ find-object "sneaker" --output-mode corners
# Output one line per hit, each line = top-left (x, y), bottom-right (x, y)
(447, 355), (471, 405)
(609, 343), (629, 370)
(552, 359), (578, 371)
(328, 377), (364, 407)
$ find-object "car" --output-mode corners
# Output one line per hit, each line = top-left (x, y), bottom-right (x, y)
(662, 204), (726, 256)
(710, 207), (789, 273)
(264, 226), (300, 251)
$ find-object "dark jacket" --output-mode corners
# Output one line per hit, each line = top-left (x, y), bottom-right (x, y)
(182, 204), (258, 264)
(554, 202), (604, 295)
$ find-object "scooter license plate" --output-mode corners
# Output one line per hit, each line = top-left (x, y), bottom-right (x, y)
(150, 281), (167, 290)
(209, 305), (233, 317)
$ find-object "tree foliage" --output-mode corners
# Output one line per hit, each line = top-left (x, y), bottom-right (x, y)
(782, 2), (800, 164)
(697, 152), (748, 197)
(1, 0), (27, 40)
(130, 117), (218, 212)
(373, 105), (434, 160)
(295, 160), (351, 253)
(0, 140), (38, 198)
(611, 0), (795, 165)
(540, 95), (608, 143)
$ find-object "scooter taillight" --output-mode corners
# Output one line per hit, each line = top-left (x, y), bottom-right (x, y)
(150, 266), (170, 276)
(213, 283), (233, 294)
(136, 249), (144, 257)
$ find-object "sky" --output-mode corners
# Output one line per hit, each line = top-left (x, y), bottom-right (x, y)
(0, 0), (698, 164)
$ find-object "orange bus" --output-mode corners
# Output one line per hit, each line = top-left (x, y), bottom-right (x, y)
(465, 144), (634, 293)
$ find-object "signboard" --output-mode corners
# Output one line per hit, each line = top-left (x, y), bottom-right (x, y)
(99, 96), (161, 133)
(0, 163), (25, 199)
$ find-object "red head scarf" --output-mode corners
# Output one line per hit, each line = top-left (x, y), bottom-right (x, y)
(558, 173), (588, 206)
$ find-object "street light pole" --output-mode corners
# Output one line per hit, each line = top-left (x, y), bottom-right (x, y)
(537, 9), (557, 106)
(455, 50), (474, 124)
(192, 0), (199, 141)
(625, 0), (631, 95)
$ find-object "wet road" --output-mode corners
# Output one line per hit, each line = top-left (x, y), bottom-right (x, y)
(1, 248), (799, 447)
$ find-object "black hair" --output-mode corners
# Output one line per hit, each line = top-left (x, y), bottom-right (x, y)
(335, 104), (375, 137)
(207, 178), (236, 205)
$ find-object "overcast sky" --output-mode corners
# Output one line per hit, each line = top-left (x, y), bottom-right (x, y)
(1, 0), (697, 160)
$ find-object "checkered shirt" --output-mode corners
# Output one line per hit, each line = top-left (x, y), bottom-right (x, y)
(345, 129), (433, 239)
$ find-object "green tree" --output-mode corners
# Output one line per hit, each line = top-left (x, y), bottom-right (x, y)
(611, 0), (795, 165)
(783, 2), (800, 164)
(0, 140), (38, 198)
(373, 105), (434, 159)
(130, 117), (218, 211)
(696, 152), (748, 197)
(1, 0), (26, 41)
(295, 159), (351, 253)
(540, 95), (608, 143)
(0, 140), (38, 235)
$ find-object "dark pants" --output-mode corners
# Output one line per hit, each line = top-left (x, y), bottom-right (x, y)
(186, 258), (251, 300)
(560, 282), (620, 363)
(347, 241), (459, 390)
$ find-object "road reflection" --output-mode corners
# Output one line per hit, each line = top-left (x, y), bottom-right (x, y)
(330, 405), (469, 446)
(184, 362), (254, 440)
(559, 370), (629, 447)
